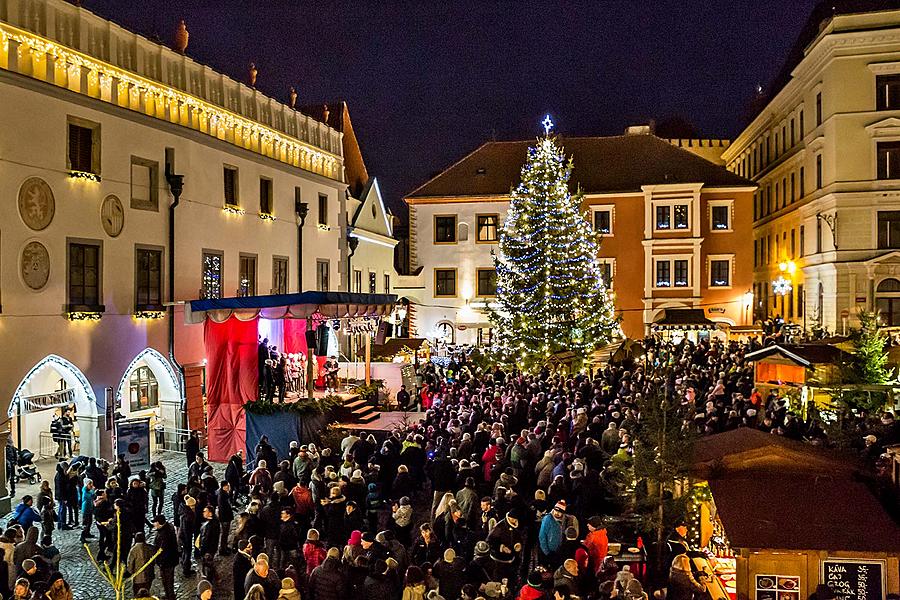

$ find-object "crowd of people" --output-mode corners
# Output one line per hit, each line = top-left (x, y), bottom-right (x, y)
(3, 336), (897, 600)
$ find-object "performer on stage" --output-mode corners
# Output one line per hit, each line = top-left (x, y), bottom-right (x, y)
(323, 355), (339, 393)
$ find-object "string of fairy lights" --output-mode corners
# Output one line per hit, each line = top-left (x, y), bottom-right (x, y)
(492, 117), (619, 369)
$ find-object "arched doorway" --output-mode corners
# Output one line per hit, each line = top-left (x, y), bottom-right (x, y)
(116, 348), (181, 450)
(876, 278), (900, 326)
(9, 355), (98, 458)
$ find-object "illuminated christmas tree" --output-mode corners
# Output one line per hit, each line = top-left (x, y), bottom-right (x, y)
(492, 116), (619, 370)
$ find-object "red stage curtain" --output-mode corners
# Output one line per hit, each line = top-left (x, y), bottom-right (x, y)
(283, 319), (327, 388)
(204, 316), (259, 462)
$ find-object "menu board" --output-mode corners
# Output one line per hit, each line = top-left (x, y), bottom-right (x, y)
(822, 559), (885, 600)
(756, 574), (800, 600)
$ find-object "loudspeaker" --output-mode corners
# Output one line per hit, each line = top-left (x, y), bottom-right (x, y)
(305, 330), (317, 352)
(315, 323), (329, 356)
(374, 321), (389, 345)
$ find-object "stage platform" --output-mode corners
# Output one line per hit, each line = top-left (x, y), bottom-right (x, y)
(337, 410), (426, 432)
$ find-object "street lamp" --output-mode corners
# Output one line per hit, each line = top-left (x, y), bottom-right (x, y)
(295, 201), (309, 291)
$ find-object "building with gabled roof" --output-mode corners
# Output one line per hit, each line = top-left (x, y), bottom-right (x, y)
(397, 128), (756, 345)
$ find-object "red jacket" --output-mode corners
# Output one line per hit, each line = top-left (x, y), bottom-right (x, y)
(303, 541), (326, 576)
(584, 528), (609, 573)
(517, 584), (546, 600)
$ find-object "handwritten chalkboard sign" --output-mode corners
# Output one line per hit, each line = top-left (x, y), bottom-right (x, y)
(822, 559), (885, 600)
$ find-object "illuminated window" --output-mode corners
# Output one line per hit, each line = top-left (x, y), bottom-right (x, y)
(476, 214), (499, 242)
(711, 205), (729, 230)
(129, 366), (158, 412)
(710, 259), (730, 287)
(201, 251), (223, 299)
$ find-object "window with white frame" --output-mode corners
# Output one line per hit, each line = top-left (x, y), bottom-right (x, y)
(655, 202), (690, 231)
(709, 200), (732, 232)
(654, 257), (690, 288)
(598, 259), (614, 288)
(708, 255), (733, 288)
(591, 206), (613, 235)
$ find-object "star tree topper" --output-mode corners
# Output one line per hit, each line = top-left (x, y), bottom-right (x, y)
(542, 114), (554, 135)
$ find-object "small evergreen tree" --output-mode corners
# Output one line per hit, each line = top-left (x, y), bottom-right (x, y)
(492, 124), (619, 370)
(852, 309), (892, 385)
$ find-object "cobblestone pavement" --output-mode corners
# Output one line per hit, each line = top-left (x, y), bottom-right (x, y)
(4, 451), (235, 600)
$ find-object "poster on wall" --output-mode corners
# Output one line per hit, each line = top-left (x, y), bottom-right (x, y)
(116, 418), (151, 471)
(756, 574), (800, 600)
(822, 559), (885, 600)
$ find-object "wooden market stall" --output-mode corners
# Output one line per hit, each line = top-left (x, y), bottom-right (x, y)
(688, 429), (900, 600)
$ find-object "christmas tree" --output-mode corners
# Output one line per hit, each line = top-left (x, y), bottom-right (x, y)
(491, 117), (619, 370)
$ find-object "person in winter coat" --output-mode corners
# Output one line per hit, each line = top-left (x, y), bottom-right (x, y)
(583, 516), (609, 574)
(245, 554), (281, 600)
(303, 528), (327, 578)
(276, 509), (301, 571)
(364, 559), (395, 600)
(402, 565), (427, 600)
(391, 465), (415, 501)
(391, 497), (413, 546)
(455, 477), (480, 525)
(231, 539), (255, 600)
(13, 526), (39, 574)
(410, 524), (442, 566)
(225, 451), (243, 501)
(667, 554), (706, 600)
(309, 550), (347, 600)
(148, 462), (167, 517)
(553, 560), (581, 598)
(249, 461), (273, 496)
(217, 481), (234, 555)
(0, 528), (17, 592)
(177, 496), (197, 576)
(539, 501), (567, 566)
(126, 532), (155, 595)
(197, 505), (220, 579)
(517, 571), (547, 600)
(152, 515), (179, 600)
(433, 548), (467, 600)
(10, 497), (40, 533)
(277, 577), (301, 600)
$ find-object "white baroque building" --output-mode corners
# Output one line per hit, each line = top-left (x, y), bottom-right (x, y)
(723, 3), (900, 334)
(0, 0), (351, 504)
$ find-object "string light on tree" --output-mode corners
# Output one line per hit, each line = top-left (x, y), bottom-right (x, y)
(490, 117), (620, 371)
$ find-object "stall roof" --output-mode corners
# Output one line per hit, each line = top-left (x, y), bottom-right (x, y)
(744, 343), (848, 367)
(186, 291), (397, 323)
(692, 428), (855, 476)
(652, 309), (715, 327)
(709, 474), (900, 552)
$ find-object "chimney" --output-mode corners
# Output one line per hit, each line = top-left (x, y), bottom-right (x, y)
(625, 124), (652, 136)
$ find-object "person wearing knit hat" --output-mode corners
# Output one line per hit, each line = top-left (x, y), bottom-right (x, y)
(184, 495), (196, 508)
(278, 577), (301, 600)
(539, 499), (567, 566)
(196, 579), (213, 600)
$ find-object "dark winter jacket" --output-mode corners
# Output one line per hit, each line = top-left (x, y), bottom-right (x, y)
(309, 556), (347, 600)
(232, 550), (254, 600)
(433, 556), (467, 600)
(153, 522), (179, 568)
(363, 572), (395, 600)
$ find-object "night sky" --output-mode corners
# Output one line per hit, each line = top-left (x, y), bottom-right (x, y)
(87, 0), (821, 216)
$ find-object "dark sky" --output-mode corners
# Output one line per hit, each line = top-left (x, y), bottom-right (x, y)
(87, 0), (820, 215)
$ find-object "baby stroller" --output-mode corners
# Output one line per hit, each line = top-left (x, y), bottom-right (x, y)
(16, 449), (40, 484)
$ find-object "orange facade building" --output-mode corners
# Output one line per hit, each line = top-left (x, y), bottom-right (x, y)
(398, 131), (757, 342)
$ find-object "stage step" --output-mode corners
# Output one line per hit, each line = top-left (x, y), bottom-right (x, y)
(342, 399), (368, 411)
(357, 412), (379, 423)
